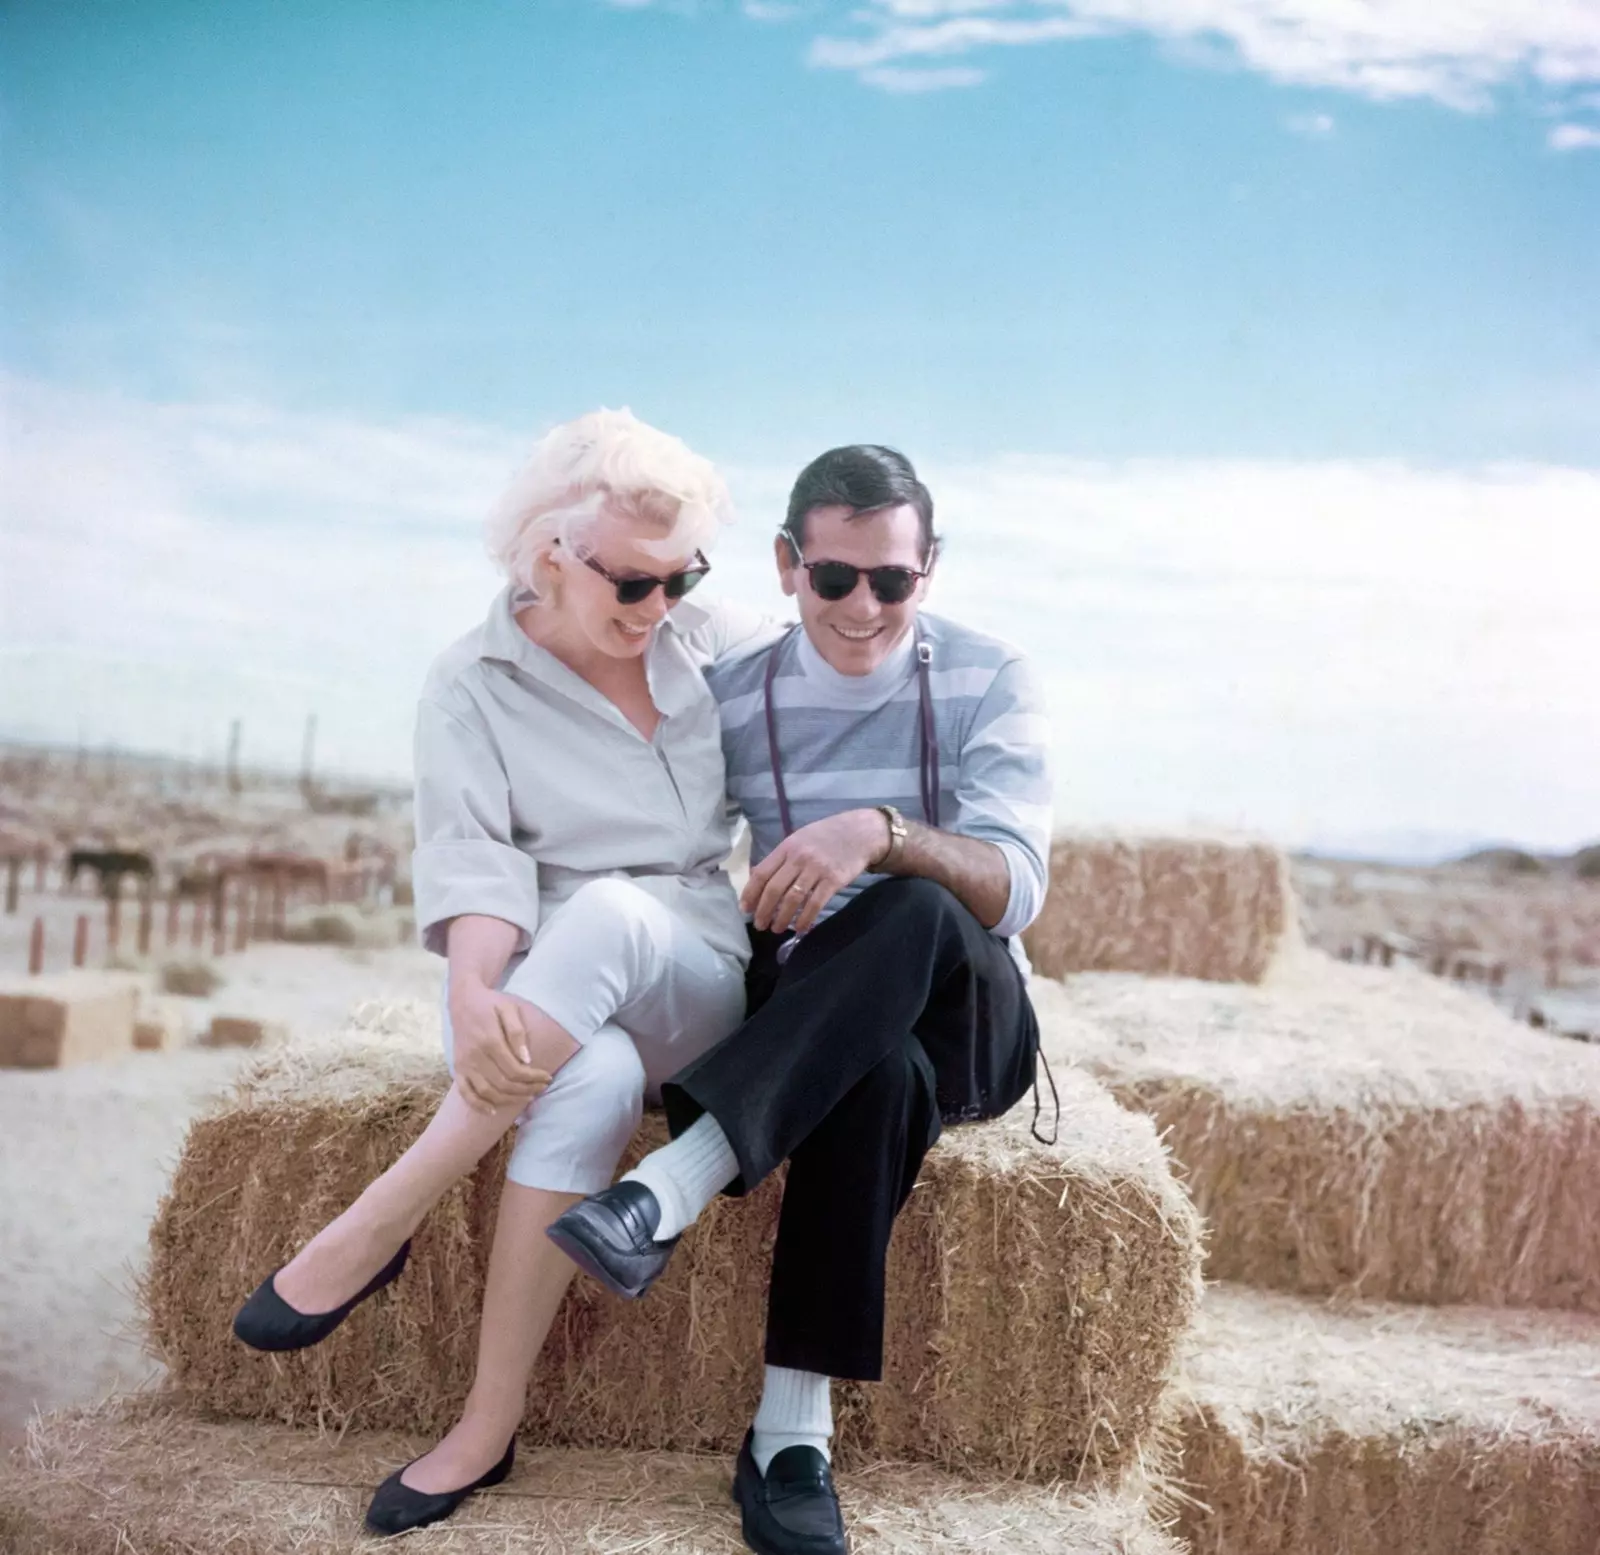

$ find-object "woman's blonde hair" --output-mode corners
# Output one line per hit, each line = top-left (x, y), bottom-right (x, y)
(485, 408), (733, 599)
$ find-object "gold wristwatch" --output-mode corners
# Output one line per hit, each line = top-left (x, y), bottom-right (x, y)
(874, 804), (908, 870)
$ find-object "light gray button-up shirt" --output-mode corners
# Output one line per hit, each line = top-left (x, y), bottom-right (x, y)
(412, 586), (777, 969)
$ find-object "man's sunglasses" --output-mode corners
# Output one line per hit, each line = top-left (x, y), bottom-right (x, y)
(795, 557), (928, 605)
(583, 550), (711, 605)
(780, 529), (930, 605)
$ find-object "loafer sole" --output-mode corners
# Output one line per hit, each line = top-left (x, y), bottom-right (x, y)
(544, 1219), (663, 1300)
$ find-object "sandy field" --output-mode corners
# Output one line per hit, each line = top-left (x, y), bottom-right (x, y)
(0, 938), (443, 1450)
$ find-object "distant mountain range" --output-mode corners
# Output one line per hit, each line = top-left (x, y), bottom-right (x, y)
(1301, 829), (1600, 877)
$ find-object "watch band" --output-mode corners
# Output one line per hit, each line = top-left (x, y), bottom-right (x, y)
(875, 804), (908, 870)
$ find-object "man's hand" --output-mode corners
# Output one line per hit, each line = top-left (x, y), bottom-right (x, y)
(448, 978), (553, 1115)
(742, 808), (889, 935)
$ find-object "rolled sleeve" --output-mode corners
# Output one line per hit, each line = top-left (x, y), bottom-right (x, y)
(990, 838), (1046, 940)
(952, 657), (1054, 938)
(412, 697), (541, 956)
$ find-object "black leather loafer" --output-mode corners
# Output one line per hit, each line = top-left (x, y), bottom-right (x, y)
(364, 1438), (515, 1537)
(731, 1429), (847, 1555)
(231, 1239), (411, 1353)
(544, 1181), (677, 1299)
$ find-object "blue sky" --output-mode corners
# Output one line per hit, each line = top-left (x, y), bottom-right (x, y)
(3, 0), (1598, 855)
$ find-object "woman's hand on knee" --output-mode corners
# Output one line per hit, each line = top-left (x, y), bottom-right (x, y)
(448, 979), (553, 1114)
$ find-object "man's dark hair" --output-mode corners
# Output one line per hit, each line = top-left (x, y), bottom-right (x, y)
(782, 445), (937, 561)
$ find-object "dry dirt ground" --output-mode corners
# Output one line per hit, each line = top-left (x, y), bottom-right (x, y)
(0, 939), (443, 1450)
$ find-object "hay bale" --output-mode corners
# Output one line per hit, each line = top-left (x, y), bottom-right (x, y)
(280, 904), (407, 949)
(200, 1015), (285, 1050)
(159, 961), (221, 998)
(279, 906), (361, 945)
(1022, 832), (1297, 984)
(1034, 952), (1600, 1310)
(0, 971), (139, 1068)
(142, 1002), (1201, 1487)
(1173, 1283), (1600, 1555)
(133, 998), (189, 1053)
(0, 1394), (1184, 1555)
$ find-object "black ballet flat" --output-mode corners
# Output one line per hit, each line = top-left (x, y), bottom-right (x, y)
(364, 1438), (516, 1537)
(231, 1239), (411, 1353)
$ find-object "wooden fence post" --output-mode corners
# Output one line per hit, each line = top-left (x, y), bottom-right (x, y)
(4, 857), (18, 915)
(73, 914), (89, 968)
(28, 917), (43, 975)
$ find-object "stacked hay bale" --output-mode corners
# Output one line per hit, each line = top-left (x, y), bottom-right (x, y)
(1030, 927), (1600, 1550)
(141, 1001), (1200, 1484)
(3, 960), (1206, 1551)
(1031, 956), (1600, 1309)
(1022, 831), (1298, 983)
(0, 971), (142, 1067)
(1174, 1285), (1600, 1555)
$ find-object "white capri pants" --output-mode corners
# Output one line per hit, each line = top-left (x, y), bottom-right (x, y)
(441, 877), (746, 1194)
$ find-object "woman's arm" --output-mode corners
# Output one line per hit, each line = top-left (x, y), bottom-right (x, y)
(444, 913), (558, 1112)
(446, 912), (523, 994)
(412, 694), (549, 1109)
(412, 696), (543, 956)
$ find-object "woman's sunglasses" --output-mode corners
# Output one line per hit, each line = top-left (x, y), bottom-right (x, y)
(583, 550), (711, 605)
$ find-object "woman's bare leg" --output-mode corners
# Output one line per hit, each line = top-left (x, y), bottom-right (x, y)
(399, 1183), (580, 1492)
(273, 1009), (576, 1314)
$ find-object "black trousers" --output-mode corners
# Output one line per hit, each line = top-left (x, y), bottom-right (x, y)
(660, 876), (1039, 1381)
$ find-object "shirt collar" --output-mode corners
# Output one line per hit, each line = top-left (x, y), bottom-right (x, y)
(477, 584), (709, 726)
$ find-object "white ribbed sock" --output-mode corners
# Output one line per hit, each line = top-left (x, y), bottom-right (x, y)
(751, 1365), (833, 1475)
(621, 1112), (739, 1241)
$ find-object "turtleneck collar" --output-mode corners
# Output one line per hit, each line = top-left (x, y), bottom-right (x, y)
(793, 619), (918, 705)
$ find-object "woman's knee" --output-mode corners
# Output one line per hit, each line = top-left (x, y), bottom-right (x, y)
(562, 877), (660, 934)
(541, 1025), (646, 1118)
(507, 1026), (647, 1190)
(516, 878), (661, 986)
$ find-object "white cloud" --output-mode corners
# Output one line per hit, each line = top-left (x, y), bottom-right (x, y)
(0, 374), (527, 778)
(1286, 110), (1336, 137)
(859, 63), (989, 90)
(4, 375), (1598, 849)
(904, 454), (1600, 847)
(1549, 121), (1600, 149)
(810, 15), (1103, 70)
(809, 1), (1600, 113)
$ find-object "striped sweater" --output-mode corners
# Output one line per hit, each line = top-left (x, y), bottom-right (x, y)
(704, 610), (1053, 942)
